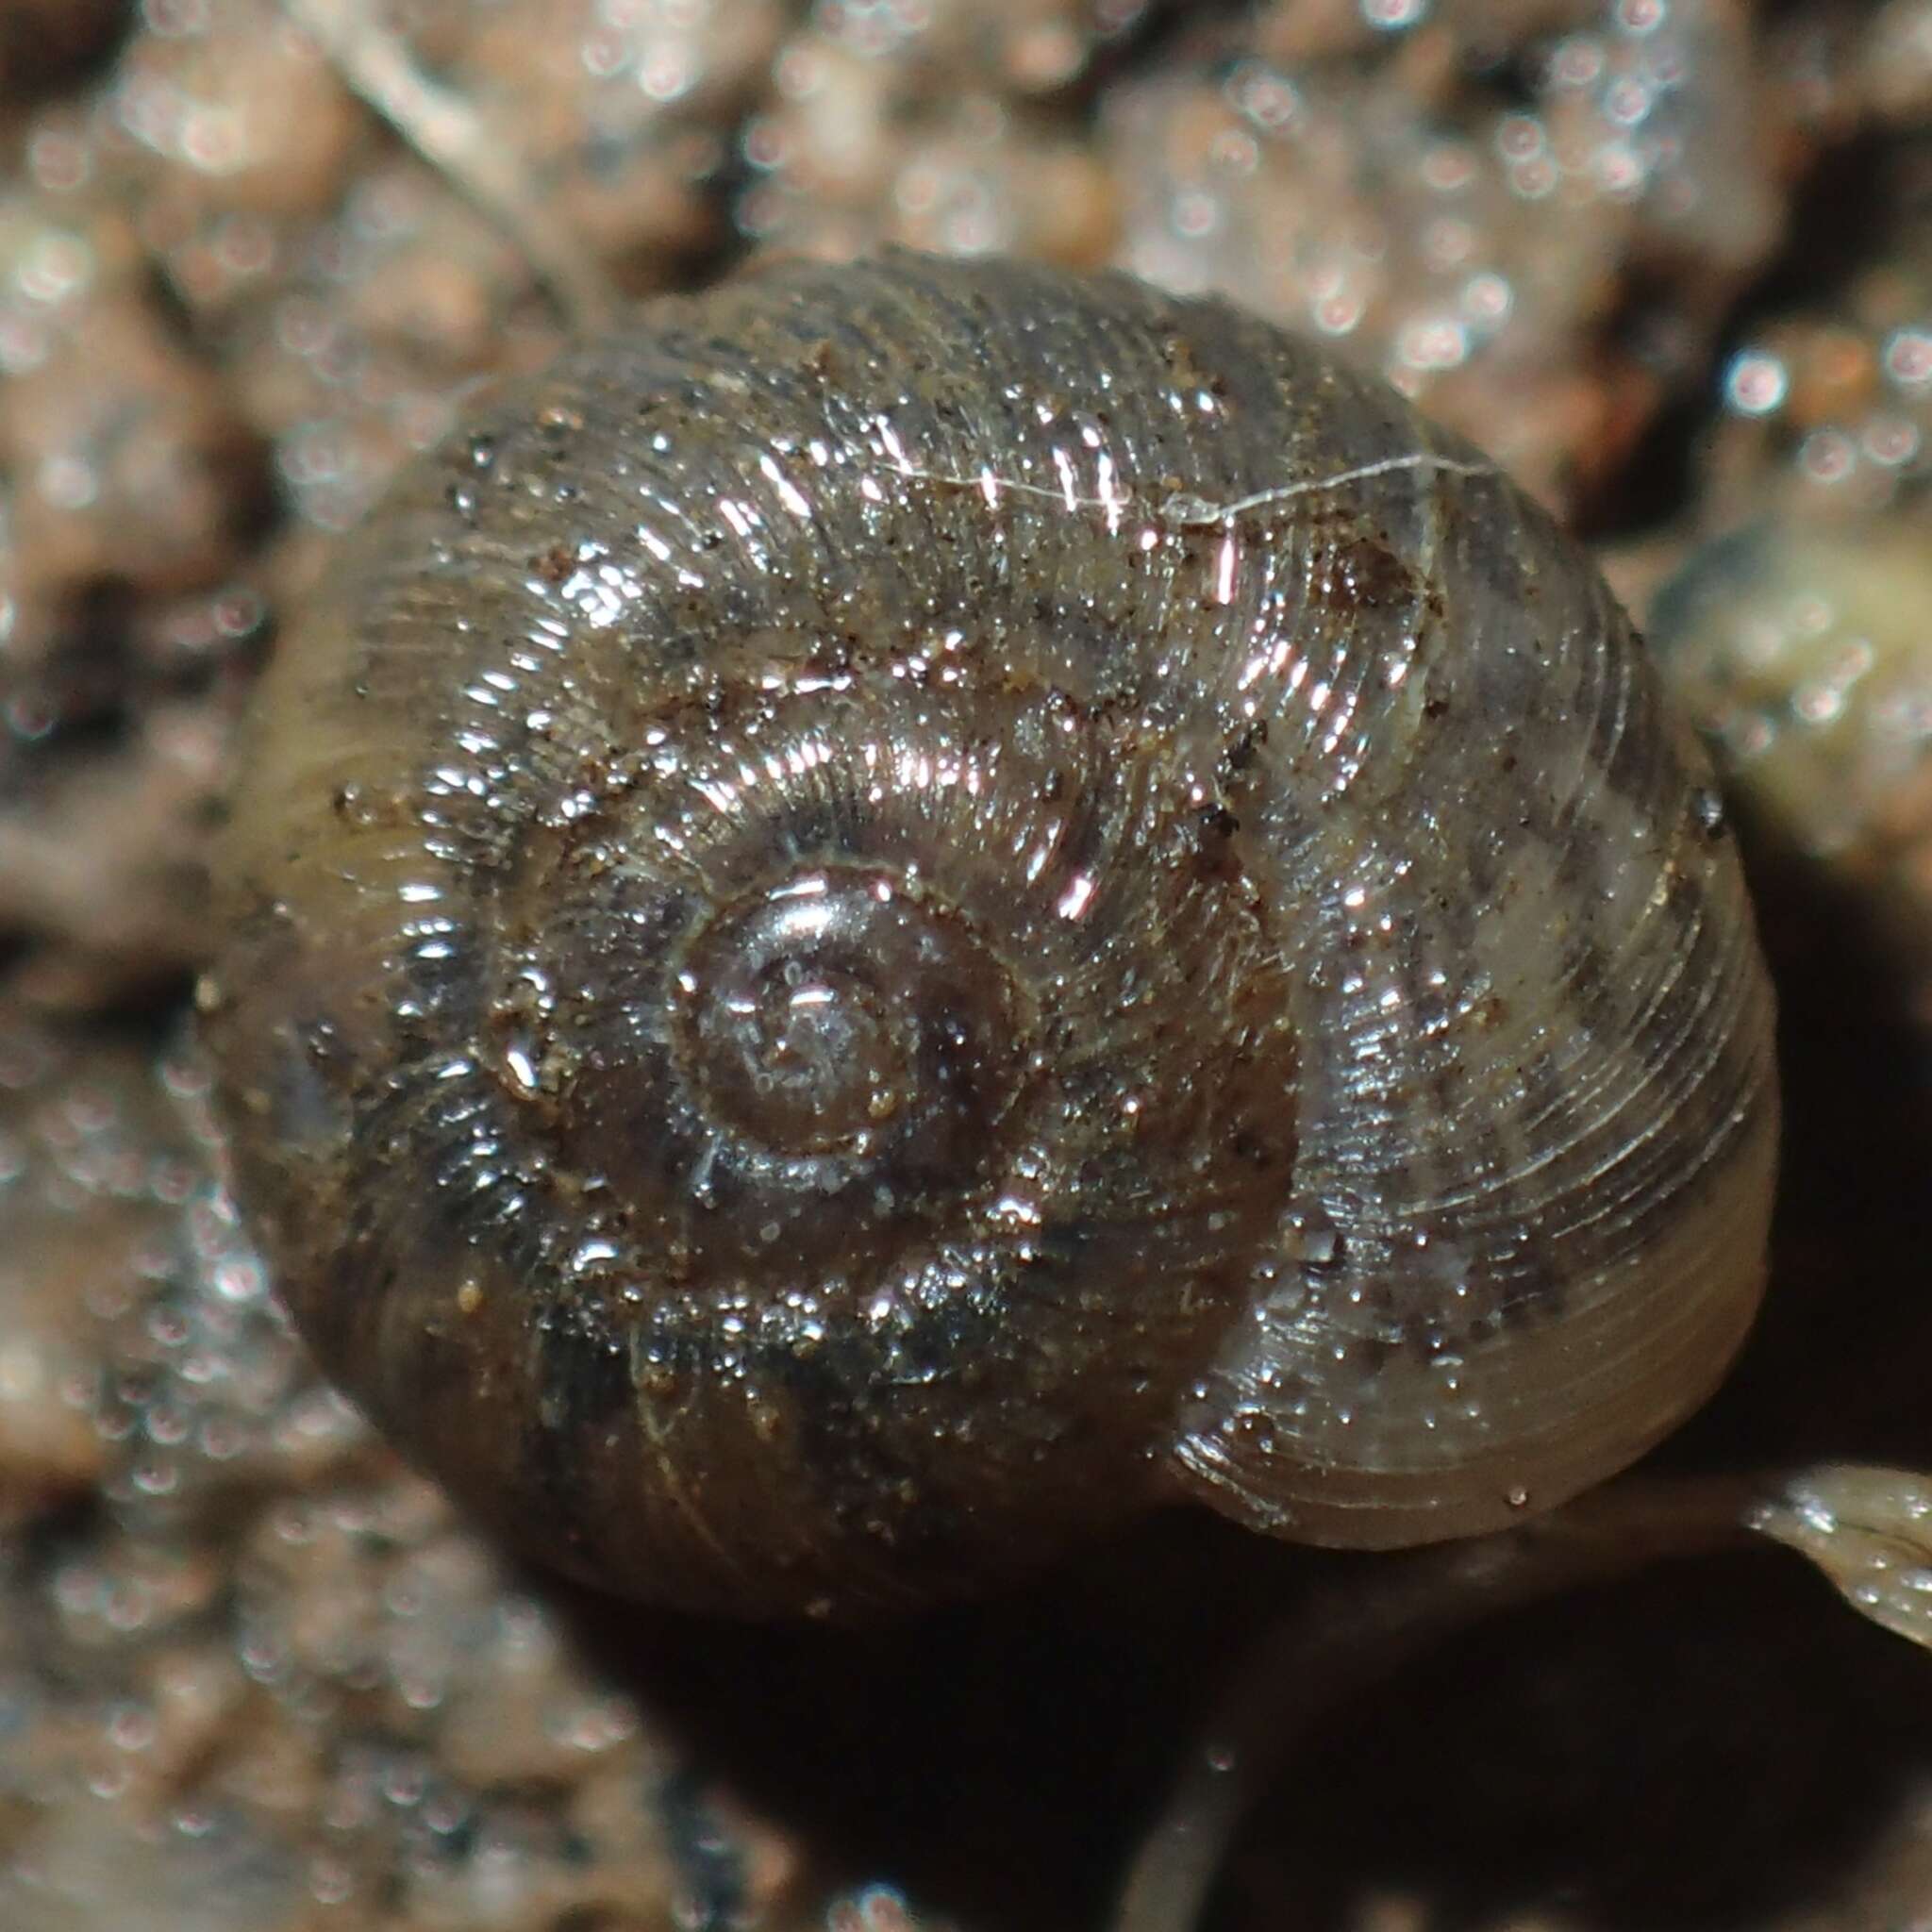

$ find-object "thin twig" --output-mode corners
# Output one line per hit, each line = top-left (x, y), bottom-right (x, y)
(280, 0), (617, 332)
(1110, 1474), (1762, 1932)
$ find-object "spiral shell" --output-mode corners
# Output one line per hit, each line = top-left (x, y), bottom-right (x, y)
(204, 253), (1778, 1619)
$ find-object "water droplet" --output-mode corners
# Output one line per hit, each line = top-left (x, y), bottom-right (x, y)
(1288, 1207), (1343, 1273)
(1690, 787), (1727, 838)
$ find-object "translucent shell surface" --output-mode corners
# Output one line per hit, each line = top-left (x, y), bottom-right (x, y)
(205, 254), (1778, 1619)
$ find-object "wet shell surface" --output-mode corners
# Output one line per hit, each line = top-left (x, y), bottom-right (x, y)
(204, 253), (1779, 1620)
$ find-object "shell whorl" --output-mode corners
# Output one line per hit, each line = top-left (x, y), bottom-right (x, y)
(206, 253), (1777, 1618)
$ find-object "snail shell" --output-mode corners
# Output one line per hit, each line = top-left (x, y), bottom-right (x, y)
(204, 253), (1778, 1620)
